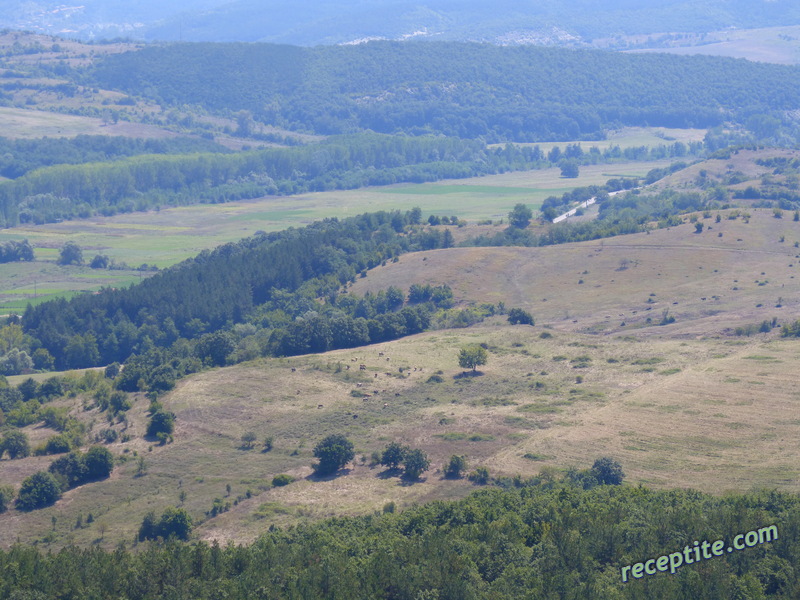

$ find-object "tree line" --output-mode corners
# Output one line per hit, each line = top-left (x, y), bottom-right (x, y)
(0, 133), (547, 227)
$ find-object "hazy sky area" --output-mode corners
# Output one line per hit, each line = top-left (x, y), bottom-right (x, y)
(4, 0), (800, 46)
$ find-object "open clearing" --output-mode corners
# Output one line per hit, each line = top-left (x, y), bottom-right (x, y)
(0, 106), (182, 140)
(627, 25), (800, 65)
(1, 212), (799, 547)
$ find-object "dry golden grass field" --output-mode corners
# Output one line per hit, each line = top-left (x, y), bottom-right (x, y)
(1, 209), (799, 548)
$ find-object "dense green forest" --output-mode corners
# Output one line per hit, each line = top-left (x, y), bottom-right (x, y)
(89, 42), (800, 140)
(0, 483), (796, 598)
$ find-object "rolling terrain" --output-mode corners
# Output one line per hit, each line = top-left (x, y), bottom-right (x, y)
(0, 152), (671, 313)
(1, 209), (799, 548)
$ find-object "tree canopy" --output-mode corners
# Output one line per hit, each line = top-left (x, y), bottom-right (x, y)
(312, 434), (355, 476)
(458, 344), (488, 372)
(15, 471), (61, 511)
(508, 203), (533, 229)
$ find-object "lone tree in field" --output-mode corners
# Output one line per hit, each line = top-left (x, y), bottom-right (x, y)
(508, 203), (533, 229)
(591, 457), (625, 485)
(240, 431), (257, 450)
(312, 434), (355, 477)
(559, 159), (580, 178)
(458, 345), (488, 372)
(58, 241), (83, 266)
(402, 448), (430, 481)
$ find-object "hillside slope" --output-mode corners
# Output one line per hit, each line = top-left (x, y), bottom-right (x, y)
(352, 208), (800, 336)
(1, 210), (800, 547)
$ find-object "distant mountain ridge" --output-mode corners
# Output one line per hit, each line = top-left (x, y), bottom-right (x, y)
(3, 0), (800, 46)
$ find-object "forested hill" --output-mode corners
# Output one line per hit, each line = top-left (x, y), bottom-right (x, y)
(89, 42), (800, 141)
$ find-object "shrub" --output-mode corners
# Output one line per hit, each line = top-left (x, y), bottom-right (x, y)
(507, 308), (535, 325)
(0, 485), (14, 513)
(16, 471), (62, 510)
(44, 434), (72, 455)
(84, 446), (115, 481)
(139, 507), (192, 541)
(468, 466), (490, 485)
(402, 448), (430, 480)
(272, 474), (294, 487)
(240, 431), (257, 449)
(49, 446), (114, 489)
(444, 455), (467, 479)
(147, 409), (176, 438)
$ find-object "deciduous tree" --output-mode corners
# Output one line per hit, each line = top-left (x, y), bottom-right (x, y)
(458, 345), (488, 372)
(312, 434), (354, 476)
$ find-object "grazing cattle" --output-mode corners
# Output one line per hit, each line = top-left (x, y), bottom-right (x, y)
(353, 414), (358, 419)
(359, 364), (366, 371)
(386, 357), (390, 361)
(357, 383), (363, 388)
(374, 373), (378, 378)
(379, 352), (384, 356)
(383, 403), (388, 408)
(317, 404), (324, 409)
(291, 367), (296, 372)
(373, 390), (379, 394)
(345, 365), (350, 370)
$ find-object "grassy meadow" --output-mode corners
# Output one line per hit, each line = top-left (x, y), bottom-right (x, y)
(491, 126), (706, 155)
(627, 25), (800, 65)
